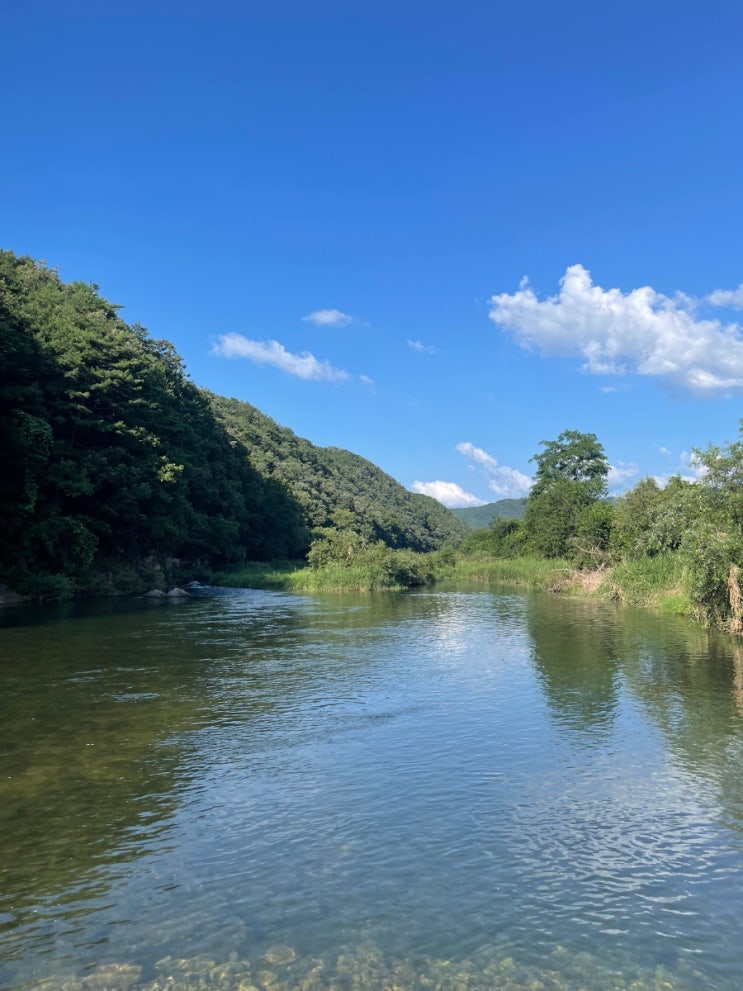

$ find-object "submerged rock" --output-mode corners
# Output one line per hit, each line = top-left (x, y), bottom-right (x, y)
(25, 940), (706, 991)
(264, 947), (296, 967)
(82, 963), (142, 990)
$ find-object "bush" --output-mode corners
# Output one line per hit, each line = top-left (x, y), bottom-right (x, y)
(682, 524), (743, 628)
(569, 501), (614, 568)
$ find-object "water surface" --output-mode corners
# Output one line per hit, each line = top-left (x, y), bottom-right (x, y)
(2, 586), (743, 991)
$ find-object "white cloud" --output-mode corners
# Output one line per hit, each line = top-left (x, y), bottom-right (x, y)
(680, 450), (708, 480)
(489, 264), (743, 396)
(411, 480), (485, 508)
(408, 339), (437, 354)
(607, 460), (639, 492)
(456, 441), (498, 470)
(359, 374), (375, 389)
(456, 441), (532, 498)
(706, 285), (743, 309)
(212, 334), (349, 382)
(653, 451), (708, 488)
(302, 308), (354, 328)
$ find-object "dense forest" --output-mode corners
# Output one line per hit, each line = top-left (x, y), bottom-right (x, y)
(0, 251), (465, 598)
(207, 393), (466, 552)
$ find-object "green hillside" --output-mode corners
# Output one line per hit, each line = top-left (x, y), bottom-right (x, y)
(0, 250), (465, 597)
(208, 393), (467, 552)
(452, 498), (527, 529)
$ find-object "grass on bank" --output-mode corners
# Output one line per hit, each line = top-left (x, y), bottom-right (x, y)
(211, 552), (580, 596)
(208, 560), (304, 591)
(209, 549), (693, 619)
(440, 553), (574, 590)
(208, 548), (435, 592)
(601, 551), (691, 615)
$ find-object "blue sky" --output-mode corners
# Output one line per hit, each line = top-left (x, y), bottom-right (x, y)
(5, 0), (743, 505)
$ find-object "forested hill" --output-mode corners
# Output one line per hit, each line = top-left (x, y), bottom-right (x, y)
(452, 499), (527, 529)
(0, 251), (465, 597)
(208, 393), (467, 551)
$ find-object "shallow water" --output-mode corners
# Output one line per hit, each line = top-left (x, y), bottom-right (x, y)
(2, 586), (743, 990)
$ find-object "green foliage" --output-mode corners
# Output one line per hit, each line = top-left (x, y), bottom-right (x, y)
(569, 501), (614, 568)
(306, 527), (434, 589)
(460, 517), (525, 558)
(520, 430), (611, 560)
(307, 527), (367, 568)
(207, 393), (467, 553)
(670, 430), (743, 627)
(607, 552), (688, 610)
(208, 561), (306, 591)
(682, 524), (743, 628)
(1, 249), (464, 598)
(611, 476), (700, 558)
(529, 429), (609, 501)
(610, 477), (665, 557)
(0, 250), (308, 594)
(608, 426), (743, 629)
(445, 553), (571, 589)
(522, 478), (593, 558)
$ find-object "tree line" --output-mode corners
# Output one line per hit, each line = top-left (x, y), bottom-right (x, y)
(462, 427), (743, 630)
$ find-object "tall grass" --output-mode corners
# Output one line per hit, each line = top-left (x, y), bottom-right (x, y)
(208, 561), (304, 591)
(209, 549), (435, 593)
(599, 552), (690, 613)
(444, 554), (573, 589)
(209, 549), (694, 619)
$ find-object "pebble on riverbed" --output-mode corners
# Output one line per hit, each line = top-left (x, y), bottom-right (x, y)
(18, 942), (707, 991)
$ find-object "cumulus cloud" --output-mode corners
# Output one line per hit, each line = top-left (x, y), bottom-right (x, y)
(213, 334), (349, 382)
(411, 480), (485, 508)
(607, 460), (639, 492)
(408, 339), (437, 354)
(652, 450), (708, 488)
(706, 285), (743, 309)
(456, 442), (532, 498)
(489, 264), (743, 396)
(680, 450), (707, 480)
(302, 308), (354, 328)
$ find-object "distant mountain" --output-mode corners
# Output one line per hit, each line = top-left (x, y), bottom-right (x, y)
(451, 498), (527, 529)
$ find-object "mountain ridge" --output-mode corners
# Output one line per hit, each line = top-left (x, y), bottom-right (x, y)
(451, 499), (527, 529)
(0, 249), (466, 596)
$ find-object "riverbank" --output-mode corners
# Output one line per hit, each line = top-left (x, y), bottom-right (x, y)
(209, 550), (695, 618)
(2, 549), (695, 624)
(208, 553), (434, 592)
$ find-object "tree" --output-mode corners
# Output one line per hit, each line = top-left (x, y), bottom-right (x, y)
(680, 424), (743, 628)
(529, 429), (609, 500)
(523, 430), (610, 559)
(611, 475), (698, 559)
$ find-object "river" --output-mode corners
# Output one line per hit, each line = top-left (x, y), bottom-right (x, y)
(1, 585), (743, 991)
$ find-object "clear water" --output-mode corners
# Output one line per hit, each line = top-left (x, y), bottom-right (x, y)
(2, 586), (743, 991)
